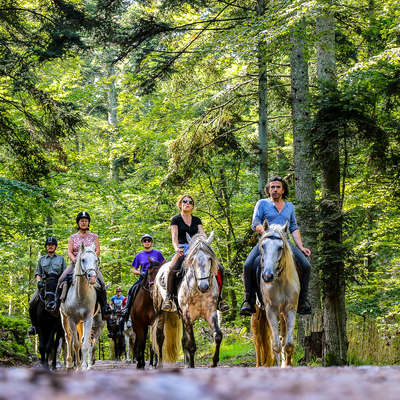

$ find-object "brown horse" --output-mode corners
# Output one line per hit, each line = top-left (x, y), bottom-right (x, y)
(130, 258), (161, 369)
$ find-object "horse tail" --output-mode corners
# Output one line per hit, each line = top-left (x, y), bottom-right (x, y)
(77, 322), (84, 344)
(161, 312), (182, 363)
(251, 306), (274, 367)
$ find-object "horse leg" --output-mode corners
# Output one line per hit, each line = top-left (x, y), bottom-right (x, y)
(182, 317), (196, 368)
(81, 318), (93, 370)
(154, 315), (165, 368)
(61, 314), (74, 369)
(71, 321), (82, 369)
(38, 330), (49, 369)
(283, 309), (296, 367)
(266, 307), (281, 366)
(135, 325), (146, 369)
(207, 310), (223, 368)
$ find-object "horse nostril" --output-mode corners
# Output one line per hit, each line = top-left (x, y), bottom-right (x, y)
(263, 273), (273, 283)
(199, 281), (209, 292)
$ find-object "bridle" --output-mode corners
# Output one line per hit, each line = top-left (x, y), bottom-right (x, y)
(74, 249), (99, 278)
(259, 233), (285, 279)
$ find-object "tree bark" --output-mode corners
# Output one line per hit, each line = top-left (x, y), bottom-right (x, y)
(316, 0), (347, 366)
(257, 0), (268, 198)
(290, 16), (322, 356)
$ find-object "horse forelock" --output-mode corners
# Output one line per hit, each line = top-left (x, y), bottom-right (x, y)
(185, 235), (218, 276)
(259, 225), (297, 283)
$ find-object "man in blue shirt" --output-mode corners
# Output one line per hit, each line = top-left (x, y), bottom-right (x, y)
(123, 234), (165, 320)
(240, 176), (312, 316)
(110, 287), (125, 312)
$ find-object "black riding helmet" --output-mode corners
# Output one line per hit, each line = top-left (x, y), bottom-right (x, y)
(76, 211), (91, 226)
(45, 236), (57, 247)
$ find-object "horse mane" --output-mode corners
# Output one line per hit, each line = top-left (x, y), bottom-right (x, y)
(184, 233), (218, 277)
(260, 224), (298, 285)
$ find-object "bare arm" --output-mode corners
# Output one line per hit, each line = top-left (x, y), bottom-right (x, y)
(132, 267), (141, 275)
(94, 236), (100, 257)
(68, 238), (76, 263)
(171, 224), (181, 252)
(291, 229), (311, 257)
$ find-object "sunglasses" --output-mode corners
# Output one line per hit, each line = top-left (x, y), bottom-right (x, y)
(142, 238), (152, 243)
(182, 199), (194, 205)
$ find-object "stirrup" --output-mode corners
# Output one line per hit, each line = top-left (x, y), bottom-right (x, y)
(217, 301), (230, 313)
(239, 300), (256, 316)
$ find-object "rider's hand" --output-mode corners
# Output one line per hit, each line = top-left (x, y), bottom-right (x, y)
(301, 247), (311, 257)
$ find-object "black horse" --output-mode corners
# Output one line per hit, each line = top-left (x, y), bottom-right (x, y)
(107, 311), (125, 361)
(29, 273), (64, 369)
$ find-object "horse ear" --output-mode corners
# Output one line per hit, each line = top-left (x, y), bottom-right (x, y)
(263, 219), (269, 231)
(206, 231), (214, 245)
(148, 256), (153, 265)
(186, 232), (192, 243)
(80, 241), (85, 251)
(283, 221), (289, 234)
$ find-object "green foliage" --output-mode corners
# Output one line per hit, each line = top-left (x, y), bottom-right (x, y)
(0, 315), (33, 365)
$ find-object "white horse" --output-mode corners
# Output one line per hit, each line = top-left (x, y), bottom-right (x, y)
(60, 242), (99, 370)
(251, 221), (300, 367)
(123, 318), (136, 363)
(153, 232), (222, 368)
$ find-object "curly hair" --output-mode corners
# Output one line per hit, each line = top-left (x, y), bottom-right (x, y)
(264, 176), (289, 199)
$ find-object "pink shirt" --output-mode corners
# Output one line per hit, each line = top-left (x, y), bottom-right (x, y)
(70, 232), (98, 257)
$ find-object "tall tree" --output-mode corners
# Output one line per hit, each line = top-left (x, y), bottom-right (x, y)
(315, 0), (347, 365)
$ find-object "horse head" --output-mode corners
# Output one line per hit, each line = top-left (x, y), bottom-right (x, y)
(146, 257), (162, 287)
(186, 232), (217, 293)
(76, 242), (98, 285)
(43, 272), (59, 312)
(259, 222), (288, 283)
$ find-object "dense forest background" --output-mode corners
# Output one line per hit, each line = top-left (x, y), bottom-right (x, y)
(0, 0), (399, 365)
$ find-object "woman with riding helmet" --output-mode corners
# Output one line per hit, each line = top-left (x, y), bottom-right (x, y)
(55, 211), (111, 319)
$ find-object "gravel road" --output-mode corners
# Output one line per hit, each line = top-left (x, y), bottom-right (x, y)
(0, 361), (399, 400)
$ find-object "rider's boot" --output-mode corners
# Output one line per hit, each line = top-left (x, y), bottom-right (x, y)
(297, 262), (312, 315)
(240, 292), (256, 316)
(161, 268), (176, 312)
(240, 260), (257, 316)
(96, 285), (112, 320)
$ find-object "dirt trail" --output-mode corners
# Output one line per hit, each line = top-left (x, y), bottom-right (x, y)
(0, 361), (399, 400)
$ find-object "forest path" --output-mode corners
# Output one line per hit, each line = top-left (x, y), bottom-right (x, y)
(0, 361), (399, 399)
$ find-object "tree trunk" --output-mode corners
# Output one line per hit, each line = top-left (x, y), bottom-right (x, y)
(316, 0), (347, 366)
(290, 17), (322, 357)
(257, 0), (268, 198)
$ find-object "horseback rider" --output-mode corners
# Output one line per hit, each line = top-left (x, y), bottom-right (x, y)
(28, 236), (66, 335)
(161, 194), (229, 312)
(53, 211), (112, 320)
(123, 233), (165, 320)
(240, 176), (312, 316)
(110, 287), (126, 313)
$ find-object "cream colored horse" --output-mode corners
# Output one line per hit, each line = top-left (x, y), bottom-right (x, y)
(153, 232), (222, 368)
(60, 242), (99, 370)
(251, 221), (300, 367)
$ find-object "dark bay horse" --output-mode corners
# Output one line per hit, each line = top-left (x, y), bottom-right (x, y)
(29, 273), (64, 369)
(107, 310), (125, 361)
(130, 258), (161, 369)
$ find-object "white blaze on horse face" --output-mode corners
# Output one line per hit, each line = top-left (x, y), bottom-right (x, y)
(262, 236), (283, 282)
(80, 245), (98, 284)
(194, 251), (211, 292)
